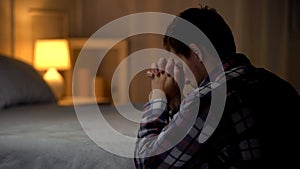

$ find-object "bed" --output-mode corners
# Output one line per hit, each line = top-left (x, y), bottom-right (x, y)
(0, 55), (137, 169)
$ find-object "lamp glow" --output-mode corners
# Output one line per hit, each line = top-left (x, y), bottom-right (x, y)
(34, 39), (70, 99)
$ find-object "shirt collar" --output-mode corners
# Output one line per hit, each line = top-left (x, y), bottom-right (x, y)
(200, 53), (251, 86)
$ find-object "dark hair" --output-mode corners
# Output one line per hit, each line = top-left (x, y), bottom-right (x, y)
(163, 6), (236, 59)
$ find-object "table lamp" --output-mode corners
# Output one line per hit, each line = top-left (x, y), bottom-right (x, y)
(34, 39), (70, 99)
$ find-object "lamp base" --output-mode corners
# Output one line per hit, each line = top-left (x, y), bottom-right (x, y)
(43, 68), (64, 99)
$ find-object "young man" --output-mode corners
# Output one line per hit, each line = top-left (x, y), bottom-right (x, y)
(134, 7), (300, 169)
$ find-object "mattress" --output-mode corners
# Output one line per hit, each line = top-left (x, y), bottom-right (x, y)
(0, 103), (139, 169)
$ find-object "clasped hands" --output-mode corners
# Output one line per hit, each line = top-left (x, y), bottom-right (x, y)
(147, 57), (185, 111)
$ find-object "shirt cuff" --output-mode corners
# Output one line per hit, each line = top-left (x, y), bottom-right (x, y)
(148, 89), (167, 101)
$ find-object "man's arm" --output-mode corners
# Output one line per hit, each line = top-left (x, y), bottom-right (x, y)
(134, 88), (209, 169)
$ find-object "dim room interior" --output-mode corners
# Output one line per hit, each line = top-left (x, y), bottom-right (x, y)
(0, 0), (299, 168)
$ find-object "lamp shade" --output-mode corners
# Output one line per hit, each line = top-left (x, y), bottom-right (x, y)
(34, 39), (70, 70)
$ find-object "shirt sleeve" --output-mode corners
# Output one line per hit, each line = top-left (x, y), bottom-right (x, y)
(134, 90), (210, 169)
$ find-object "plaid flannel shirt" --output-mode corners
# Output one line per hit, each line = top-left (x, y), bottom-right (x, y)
(134, 54), (276, 169)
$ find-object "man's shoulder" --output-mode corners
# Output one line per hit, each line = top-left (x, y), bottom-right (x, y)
(253, 68), (299, 96)
(227, 66), (299, 107)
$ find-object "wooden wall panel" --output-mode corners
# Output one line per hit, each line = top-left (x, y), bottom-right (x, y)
(0, 0), (13, 57)
(13, 0), (81, 64)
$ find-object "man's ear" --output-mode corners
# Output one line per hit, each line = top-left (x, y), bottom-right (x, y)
(189, 43), (204, 61)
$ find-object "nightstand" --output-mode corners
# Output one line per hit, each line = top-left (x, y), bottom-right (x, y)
(58, 96), (111, 106)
